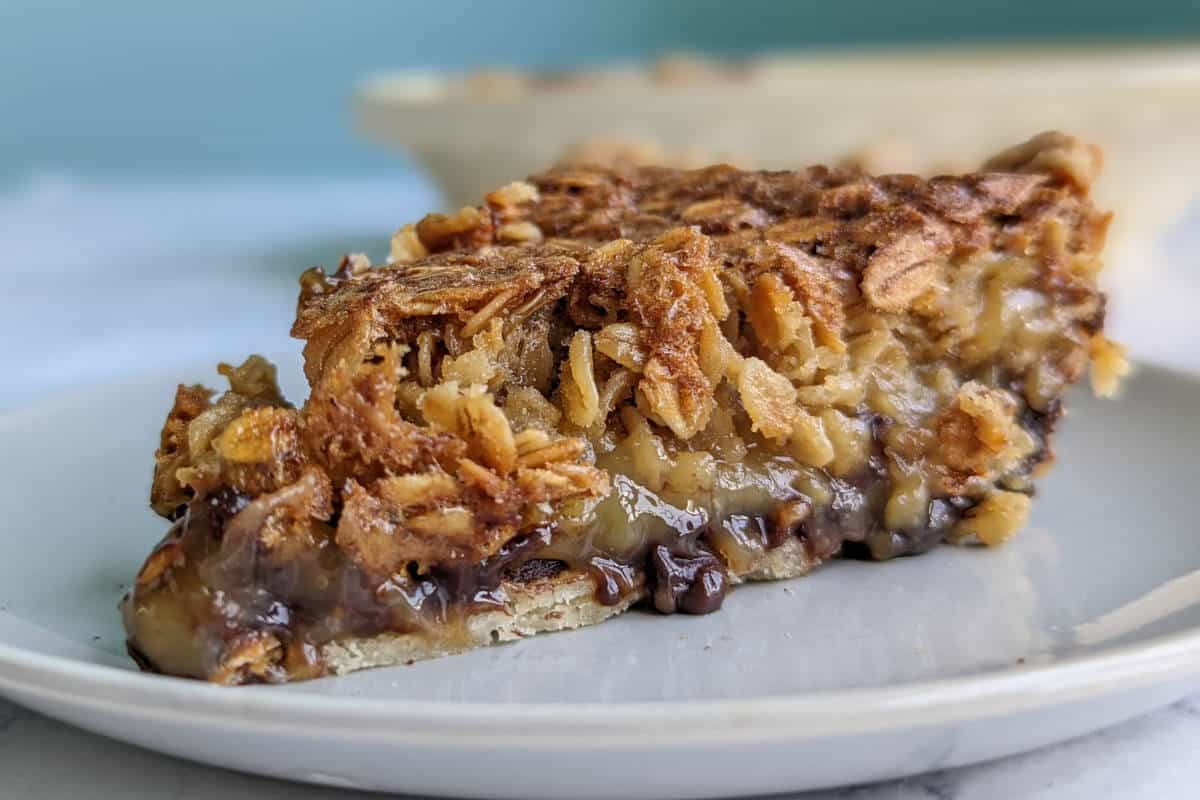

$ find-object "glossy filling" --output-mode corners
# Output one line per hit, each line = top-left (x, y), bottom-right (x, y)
(123, 398), (1060, 683)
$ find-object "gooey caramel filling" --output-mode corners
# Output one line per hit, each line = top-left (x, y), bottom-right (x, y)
(124, 396), (1059, 683)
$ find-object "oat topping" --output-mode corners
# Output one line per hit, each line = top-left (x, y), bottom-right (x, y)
(127, 132), (1120, 684)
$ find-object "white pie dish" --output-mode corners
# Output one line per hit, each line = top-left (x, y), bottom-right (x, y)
(0, 359), (1198, 797)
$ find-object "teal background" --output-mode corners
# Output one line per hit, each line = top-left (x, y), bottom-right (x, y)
(2, 0), (1198, 183)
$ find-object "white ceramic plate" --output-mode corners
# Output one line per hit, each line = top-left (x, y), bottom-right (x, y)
(1, 360), (1199, 799)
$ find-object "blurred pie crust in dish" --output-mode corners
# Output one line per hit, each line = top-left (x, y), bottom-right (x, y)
(123, 132), (1127, 684)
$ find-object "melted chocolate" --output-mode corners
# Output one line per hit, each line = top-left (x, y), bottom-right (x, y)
(648, 545), (728, 615)
(847, 495), (978, 561)
(1018, 396), (1063, 472)
(588, 556), (639, 606)
(439, 526), (554, 607)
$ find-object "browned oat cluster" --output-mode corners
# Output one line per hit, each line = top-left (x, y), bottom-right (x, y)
(125, 132), (1126, 684)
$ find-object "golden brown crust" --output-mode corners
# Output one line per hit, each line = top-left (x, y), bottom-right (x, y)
(294, 248), (579, 385)
(363, 135), (1105, 328)
(150, 383), (213, 516)
(145, 353), (607, 585)
(150, 357), (293, 517)
(298, 344), (467, 485)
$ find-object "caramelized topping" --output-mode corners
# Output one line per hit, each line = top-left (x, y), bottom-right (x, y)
(125, 132), (1123, 683)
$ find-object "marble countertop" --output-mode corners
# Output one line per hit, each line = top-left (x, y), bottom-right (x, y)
(2, 173), (1200, 798)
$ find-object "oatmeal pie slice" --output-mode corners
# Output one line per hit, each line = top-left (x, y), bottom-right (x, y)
(124, 132), (1128, 684)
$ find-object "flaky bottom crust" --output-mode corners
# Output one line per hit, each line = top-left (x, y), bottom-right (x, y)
(320, 539), (813, 676)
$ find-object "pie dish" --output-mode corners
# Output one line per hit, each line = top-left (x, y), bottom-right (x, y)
(122, 131), (1127, 684)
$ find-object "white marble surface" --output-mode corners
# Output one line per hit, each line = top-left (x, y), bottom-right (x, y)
(2, 174), (1200, 798)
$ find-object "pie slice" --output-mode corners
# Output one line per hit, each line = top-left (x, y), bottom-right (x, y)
(123, 132), (1128, 684)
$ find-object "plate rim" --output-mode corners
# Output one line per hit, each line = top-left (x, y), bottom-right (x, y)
(2, 361), (1198, 744)
(1, 623), (1199, 744)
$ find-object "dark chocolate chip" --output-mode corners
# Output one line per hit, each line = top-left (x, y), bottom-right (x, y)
(854, 495), (980, 560)
(648, 545), (728, 615)
(680, 564), (728, 615)
(439, 526), (554, 606)
(588, 556), (639, 606)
